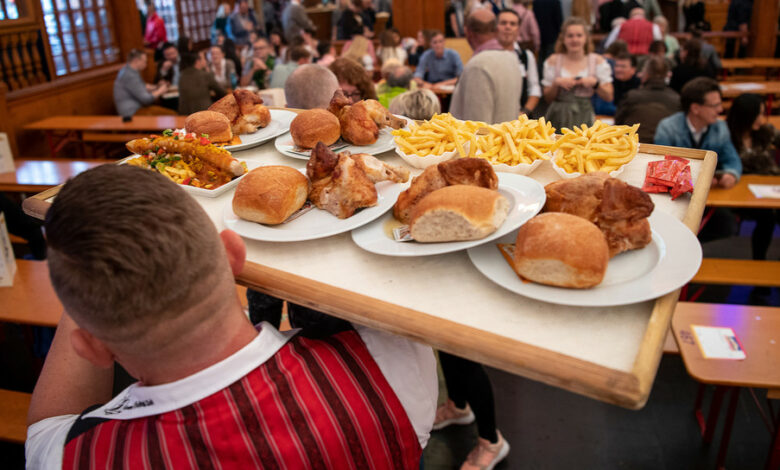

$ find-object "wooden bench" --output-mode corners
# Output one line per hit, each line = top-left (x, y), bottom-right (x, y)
(691, 258), (780, 288)
(0, 389), (31, 444)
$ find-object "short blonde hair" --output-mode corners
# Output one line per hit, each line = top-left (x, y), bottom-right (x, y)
(554, 17), (592, 54)
(388, 89), (441, 120)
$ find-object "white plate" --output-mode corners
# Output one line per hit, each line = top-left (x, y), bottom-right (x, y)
(274, 126), (398, 160)
(119, 157), (260, 198)
(224, 179), (407, 242)
(225, 109), (297, 152)
(466, 210), (702, 307)
(350, 173), (546, 257)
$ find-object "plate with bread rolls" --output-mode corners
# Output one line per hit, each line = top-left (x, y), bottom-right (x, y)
(186, 90), (296, 152)
(223, 144), (411, 242)
(466, 176), (702, 306)
(350, 159), (546, 257)
(274, 91), (408, 160)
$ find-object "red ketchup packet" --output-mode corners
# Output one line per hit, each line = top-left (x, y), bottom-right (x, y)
(642, 155), (694, 200)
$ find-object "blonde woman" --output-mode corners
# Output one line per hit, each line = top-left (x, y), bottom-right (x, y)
(341, 34), (376, 72)
(542, 17), (613, 129)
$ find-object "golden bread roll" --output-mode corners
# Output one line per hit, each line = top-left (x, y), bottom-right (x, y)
(184, 111), (233, 143)
(513, 212), (609, 288)
(409, 185), (509, 242)
(290, 109), (341, 149)
(232, 166), (310, 225)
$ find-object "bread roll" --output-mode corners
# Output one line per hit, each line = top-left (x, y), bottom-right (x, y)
(409, 185), (509, 242)
(290, 109), (341, 149)
(184, 111), (233, 143)
(232, 166), (309, 225)
(513, 212), (609, 288)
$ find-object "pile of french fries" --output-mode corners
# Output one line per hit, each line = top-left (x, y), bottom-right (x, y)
(551, 121), (639, 174)
(474, 115), (555, 166)
(392, 113), (480, 158)
(393, 113), (556, 167)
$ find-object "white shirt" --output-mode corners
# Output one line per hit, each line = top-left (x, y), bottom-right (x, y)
(514, 44), (542, 100)
(26, 323), (437, 469)
(686, 115), (707, 146)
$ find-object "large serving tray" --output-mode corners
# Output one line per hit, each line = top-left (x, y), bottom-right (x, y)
(23, 138), (716, 410)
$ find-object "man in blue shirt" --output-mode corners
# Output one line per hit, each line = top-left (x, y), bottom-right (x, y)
(413, 31), (463, 90)
(654, 77), (742, 188)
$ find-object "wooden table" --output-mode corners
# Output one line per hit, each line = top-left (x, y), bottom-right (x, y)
(24, 115), (186, 158)
(705, 174), (780, 210)
(0, 158), (113, 193)
(20, 141), (716, 409)
(672, 302), (780, 469)
(719, 82), (780, 113)
(0, 260), (63, 327)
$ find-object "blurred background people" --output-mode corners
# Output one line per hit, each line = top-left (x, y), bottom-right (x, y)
(282, 0), (316, 43)
(341, 34), (377, 73)
(670, 38), (716, 93)
(497, 8), (541, 116)
(377, 62), (415, 107)
(143, 2), (167, 50)
(228, 0), (259, 47)
(377, 29), (408, 66)
(241, 37), (275, 89)
(413, 30), (463, 89)
(330, 57), (378, 102)
(542, 17), (613, 129)
(208, 44), (236, 89)
(155, 42), (180, 86)
(269, 45), (312, 89)
(114, 49), (170, 118)
(178, 51), (226, 115)
(389, 89), (441, 119)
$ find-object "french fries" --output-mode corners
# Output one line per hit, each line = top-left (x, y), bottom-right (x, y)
(473, 115), (556, 166)
(551, 120), (639, 175)
(392, 113), (483, 158)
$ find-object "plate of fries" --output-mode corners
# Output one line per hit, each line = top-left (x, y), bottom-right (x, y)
(472, 115), (556, 175)
(550, 121), (639, 179)
(392, 113), (479, 169)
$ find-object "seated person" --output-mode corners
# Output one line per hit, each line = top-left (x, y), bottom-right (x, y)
(284, 63), (340, 109)
(376, 62), (416, 108)
(240, 37), (276, 89)
(592, 53), (639, 116)
(178, 51), (227, 115)
(330, 57), (378, 102)
(154, 42), (180, 86)
(113, 48), (169, 118)
(616, 56), (680, 143)
(269, 45), (312, 89)
(413, 30), (463, 90)
(670, 38), (716, 93)
(208, 44), (237, 90)
(388, 88), (441, 120)
(655, 76), (742, 188)
(25, 164), (437, 468)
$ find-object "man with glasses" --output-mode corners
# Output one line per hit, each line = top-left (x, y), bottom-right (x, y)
(654, 76), (741, 188)
(240, 37), (275, 89)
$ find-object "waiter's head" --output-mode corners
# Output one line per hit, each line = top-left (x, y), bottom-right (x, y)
(45, 165), (245, 361)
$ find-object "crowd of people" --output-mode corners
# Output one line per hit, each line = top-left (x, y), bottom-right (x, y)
(79, 1), (778, 469)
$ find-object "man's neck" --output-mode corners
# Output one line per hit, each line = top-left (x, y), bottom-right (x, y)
(687, 113), (708, 133)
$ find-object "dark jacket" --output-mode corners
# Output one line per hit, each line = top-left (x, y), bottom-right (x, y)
(178, 67), (226, 116)
(598, 0), (641, 33)
(669, 62), (715, 93)
(615, 79), (680, 143)
(532, 0), (563, 46)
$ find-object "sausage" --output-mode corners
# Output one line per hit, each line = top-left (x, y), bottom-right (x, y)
(126, 136), (244, 176)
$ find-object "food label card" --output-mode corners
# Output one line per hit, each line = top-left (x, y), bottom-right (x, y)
(0, 212), (17, 287)
(0, 133), (15, 174)
(691, 325), (746, 360)
(748, 184), (780, 199)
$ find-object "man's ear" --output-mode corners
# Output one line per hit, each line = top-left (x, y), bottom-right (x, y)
(220, 229), (246, 276)
(70, 329), (115, 368)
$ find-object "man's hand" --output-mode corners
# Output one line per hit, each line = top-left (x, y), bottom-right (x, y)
(161, 60), (173, 73)
(252, 58), (267, 71)
(716, 173), (737, 189)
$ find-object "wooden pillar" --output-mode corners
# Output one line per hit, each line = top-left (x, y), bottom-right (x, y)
(112, 1), (144, 61)
(392, 0), (445, 39)
(748, 0), (778, 57)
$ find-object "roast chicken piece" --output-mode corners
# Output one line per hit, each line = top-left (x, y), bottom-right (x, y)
(209, 90), (270, 134)
(327, 90), (405, 146)
(393, 158), (499, 224)
(350, 153), (410, 184)
(309, 155), (378, 219)
(543, 172), (654, 257)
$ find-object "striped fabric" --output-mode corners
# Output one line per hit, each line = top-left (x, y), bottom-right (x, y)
(62, 330), (422, 469)
(618, 19), (655, 55)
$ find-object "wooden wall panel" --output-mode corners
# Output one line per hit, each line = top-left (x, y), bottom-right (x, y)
(393, 0), (445, 39)
(749, 0), (778, 57)
(7, 65), (121, 157)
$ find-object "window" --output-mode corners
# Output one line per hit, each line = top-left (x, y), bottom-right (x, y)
(41, 0), (120, 76)
(0, 0), (20, 20)
(179, 0), (217, 43)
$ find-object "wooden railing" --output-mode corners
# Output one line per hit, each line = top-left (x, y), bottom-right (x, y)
(0, 26), (49, 92)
